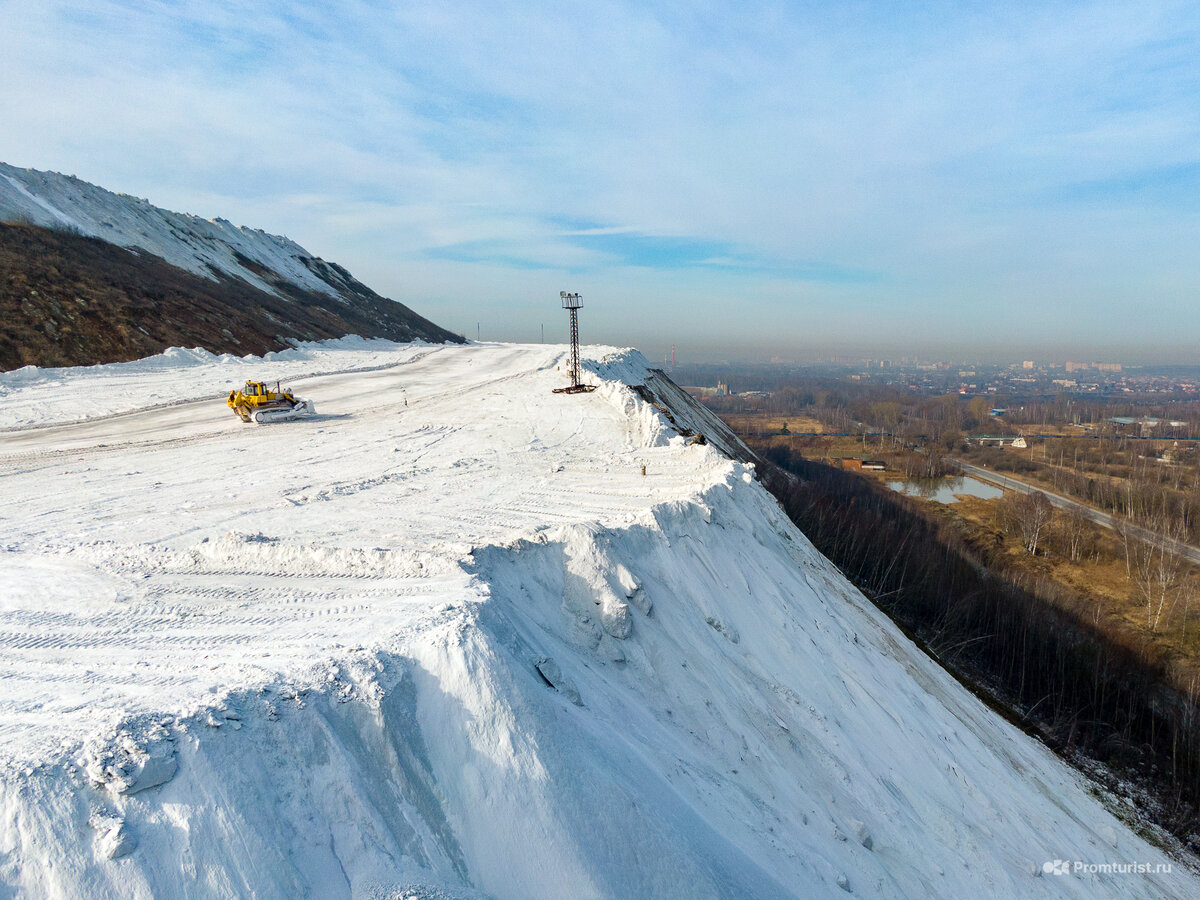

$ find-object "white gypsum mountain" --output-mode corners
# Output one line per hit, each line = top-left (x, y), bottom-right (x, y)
(0, 163), (338, 299)
(0, 164), (461, 372)
(0, 340), (1194, 898)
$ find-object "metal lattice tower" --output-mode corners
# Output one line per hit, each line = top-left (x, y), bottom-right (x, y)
(564, 292), (581, 386)
(554, 291), (595, 394)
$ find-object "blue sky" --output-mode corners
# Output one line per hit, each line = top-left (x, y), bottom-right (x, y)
(2, 1), (1200, 362)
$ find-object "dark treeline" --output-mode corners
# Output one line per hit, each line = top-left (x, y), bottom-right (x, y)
(702, 376), (1024, 445)
(708, 379), (990, 440)
(1004, 396), (1200, 430)
(706, 368), (1200, 544)
(684, 364), (1200, 441)
(1046, 463), (1200, 539)
(967, 441), (1200, 544)
(674, 363), (971, 398)
(756, 443), (1200, 838)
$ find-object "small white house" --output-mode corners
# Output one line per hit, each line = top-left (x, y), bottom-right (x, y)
(1011, 436), (1028, 449)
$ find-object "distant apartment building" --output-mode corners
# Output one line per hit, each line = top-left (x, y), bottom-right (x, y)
(1022, 360), (1034, 369)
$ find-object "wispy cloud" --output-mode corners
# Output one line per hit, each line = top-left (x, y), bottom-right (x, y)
(2, 1), (1200, 357)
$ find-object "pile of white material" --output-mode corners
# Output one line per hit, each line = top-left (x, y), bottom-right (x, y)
(0, 342), (1194, 898)
(0, 162), (339, 299)
(0, 336), (430, 430)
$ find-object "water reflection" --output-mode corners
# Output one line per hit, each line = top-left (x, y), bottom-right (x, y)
(886, 475), (1003, 504)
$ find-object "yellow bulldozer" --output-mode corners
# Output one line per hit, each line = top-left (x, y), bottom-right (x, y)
(227, 380), (315, 424)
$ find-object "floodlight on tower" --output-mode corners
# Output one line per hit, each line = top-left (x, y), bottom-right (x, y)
(552, 291), (595, 394)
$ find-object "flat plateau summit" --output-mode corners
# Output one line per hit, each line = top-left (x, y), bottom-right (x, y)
(0, 340), (1194, 898)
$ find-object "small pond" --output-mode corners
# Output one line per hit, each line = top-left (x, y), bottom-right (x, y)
(886, 475), (1003, 504)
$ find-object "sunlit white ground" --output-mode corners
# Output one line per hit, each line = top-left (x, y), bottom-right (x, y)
(0, 340), (1196, 899)
(0, 340), (716, 761)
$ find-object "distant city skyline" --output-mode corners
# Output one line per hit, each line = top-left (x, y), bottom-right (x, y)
(3, 2), (1199, 362)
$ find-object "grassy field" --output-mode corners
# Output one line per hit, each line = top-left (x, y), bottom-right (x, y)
(939, 490), (1200, 686)
(717, 413), (826, 435)
(722, 409), (1200, 687)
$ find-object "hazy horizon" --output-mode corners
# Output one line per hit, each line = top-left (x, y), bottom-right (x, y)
(461, 342), (1200, 369)
(635, 340), (1200, 369)
(3, 2), (1198, 363)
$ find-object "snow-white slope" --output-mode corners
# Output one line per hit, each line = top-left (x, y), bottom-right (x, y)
(0, 343), (1194, 898)
(0, 163), (338, 299)
(0, 336), (435, 431)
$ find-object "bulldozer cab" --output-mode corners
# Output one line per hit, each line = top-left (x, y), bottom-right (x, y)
(227, 379), (311, 423)
(242, 381), (286, 399)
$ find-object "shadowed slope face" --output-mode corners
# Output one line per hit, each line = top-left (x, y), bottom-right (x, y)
(0, 222), (460, 370)
(0, 163), (462, 370)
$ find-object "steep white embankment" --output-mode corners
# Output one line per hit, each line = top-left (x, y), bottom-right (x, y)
(0, 162), (337, 299)
(0, 342), (1195, 898)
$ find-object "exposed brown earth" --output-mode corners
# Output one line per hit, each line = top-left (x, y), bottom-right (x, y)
(0, 222), (462, 371)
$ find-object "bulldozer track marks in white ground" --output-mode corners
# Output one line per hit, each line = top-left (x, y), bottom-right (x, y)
(0, 342), (719, 762)
(5, 341), (1194, 899)
(0, 342), (445, 434)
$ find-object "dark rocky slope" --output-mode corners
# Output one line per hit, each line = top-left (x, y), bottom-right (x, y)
(0, 222), (461, 371)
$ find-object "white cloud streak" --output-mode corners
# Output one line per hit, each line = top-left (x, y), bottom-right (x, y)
(1, 0), (1199, 358)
